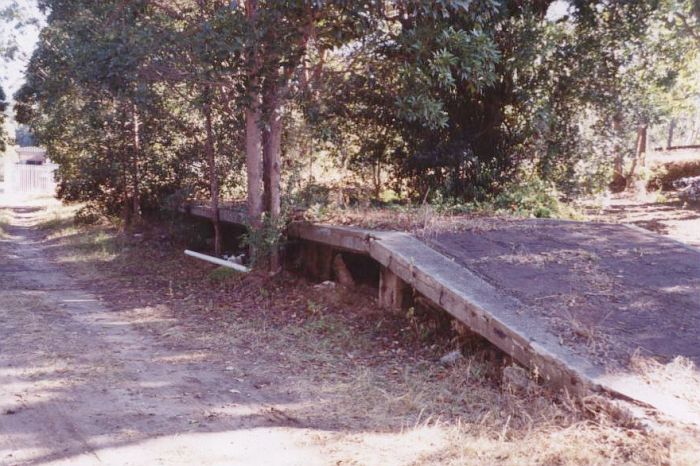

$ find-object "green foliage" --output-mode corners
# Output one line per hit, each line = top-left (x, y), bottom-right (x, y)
(420, 173), (578, 220)
(240, 211), (288, 267)
(14, 0), (700, 229)
(16, 0), (246, 221)
(74, 205), (102, 226)
(486, 177), (569, 219)
(293, 183), (332, 208)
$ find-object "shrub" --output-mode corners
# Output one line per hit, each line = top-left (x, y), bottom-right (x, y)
(74, 205), (102, 225)
(486, 176), (569, 219)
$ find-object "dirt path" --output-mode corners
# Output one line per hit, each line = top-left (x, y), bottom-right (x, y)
(0, 197), (334, 464)
(587, 193), (700, 248)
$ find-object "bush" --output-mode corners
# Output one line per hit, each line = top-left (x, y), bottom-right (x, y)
(74, 205), (102, 225)
(487, 177), (567, 218)
(240, 212), (288, 267)
(674, 176), (700, 203)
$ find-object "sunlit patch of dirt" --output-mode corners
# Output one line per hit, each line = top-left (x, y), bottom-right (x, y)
(585, 191), (700, 248)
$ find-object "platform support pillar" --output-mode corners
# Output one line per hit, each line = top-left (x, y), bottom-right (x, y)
(379, 266), (408, 312)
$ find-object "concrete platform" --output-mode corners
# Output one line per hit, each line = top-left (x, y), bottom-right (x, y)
(423, 219), (700, 424)
(184, 204), (700, 424)
(426, 219), (700, 370)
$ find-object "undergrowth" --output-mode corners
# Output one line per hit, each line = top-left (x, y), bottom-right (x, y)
(305, 175), (583, 233)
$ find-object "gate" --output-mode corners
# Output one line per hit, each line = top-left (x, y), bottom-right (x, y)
(5, 162), (58, 194)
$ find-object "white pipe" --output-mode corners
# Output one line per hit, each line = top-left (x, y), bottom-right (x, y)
(184, 249), (251, 273)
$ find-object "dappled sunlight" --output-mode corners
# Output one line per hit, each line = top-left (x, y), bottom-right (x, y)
(2, 193), (699, 464)
(4, 0), (700, 462)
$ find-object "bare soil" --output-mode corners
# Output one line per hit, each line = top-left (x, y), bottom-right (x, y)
(1, 193), (699, 465)
(586, 192), (700, 248)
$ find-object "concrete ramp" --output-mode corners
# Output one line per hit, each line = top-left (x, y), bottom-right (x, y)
(186, 205), (700, 425)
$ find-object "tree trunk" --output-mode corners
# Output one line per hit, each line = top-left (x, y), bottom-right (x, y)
(245, 104), (264, 227)
(627, 123), (647, 189)
(262, 110), (283, 218)
(244, 0), (264, 264)
(666, 118), (676, 150)
(611, 113), (626, 191)
(131, 105), (142, 221)
(204, 97), (221, 257)
(114, 143), (131, 229)
(638, 123), (647, 168)
(373, 160), (381, 199)
(689, 117), (698, 145)
(262, 88), (283, 272)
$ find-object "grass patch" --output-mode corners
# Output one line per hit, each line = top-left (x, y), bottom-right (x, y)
(71, 230), (119, 259)
(35, 205), (120, 265)
(37, 210), (73, 231)
(207, 266), (243, 285)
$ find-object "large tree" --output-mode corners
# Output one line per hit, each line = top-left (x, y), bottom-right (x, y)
(15, 0), (700, 260)
(16, 0), (189, 223)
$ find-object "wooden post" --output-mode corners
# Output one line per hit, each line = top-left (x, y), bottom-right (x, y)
(332, 253), (356, 287)
(379, 266), (408, 312)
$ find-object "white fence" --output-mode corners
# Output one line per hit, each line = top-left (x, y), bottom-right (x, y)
(5, 162), (58, 195)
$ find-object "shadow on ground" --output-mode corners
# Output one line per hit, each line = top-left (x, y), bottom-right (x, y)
(1, 199), (697, 465)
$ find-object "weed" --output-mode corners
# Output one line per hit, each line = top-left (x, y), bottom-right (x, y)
(207, 266), (240, 284)
(240, 211), (288, 267)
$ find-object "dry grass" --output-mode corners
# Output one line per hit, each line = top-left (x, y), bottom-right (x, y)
(26, 199), (700, 465)
(630, 354), (700, 414)
(310, 204), (528, 239)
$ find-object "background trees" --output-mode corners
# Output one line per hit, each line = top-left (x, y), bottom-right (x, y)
(12, 0), (700, 257)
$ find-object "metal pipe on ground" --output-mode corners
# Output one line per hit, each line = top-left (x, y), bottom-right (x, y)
(184, 249), (251, 273)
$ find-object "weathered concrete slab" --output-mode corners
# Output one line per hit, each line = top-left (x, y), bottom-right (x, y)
(424, 219), (700, 369)
(181, 203), (247, 225)
(369, 230), (601, 392)
(288, 223), (372, 254)
(424, 218), (700, 424)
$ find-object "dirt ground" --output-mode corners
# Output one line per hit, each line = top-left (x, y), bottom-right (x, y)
(1, 192), (699, 465)
(586, 192), (700, 248)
